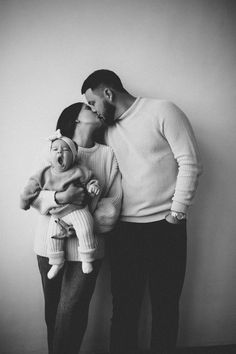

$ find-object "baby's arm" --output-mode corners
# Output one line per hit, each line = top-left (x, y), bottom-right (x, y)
(77, 163), (100, 198)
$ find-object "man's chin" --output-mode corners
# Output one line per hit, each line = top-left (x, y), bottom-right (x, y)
(103, 115), (116, 126)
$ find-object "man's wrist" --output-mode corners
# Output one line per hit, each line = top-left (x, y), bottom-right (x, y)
(165, 211), (186, 224)
(170, 211), (186, 220)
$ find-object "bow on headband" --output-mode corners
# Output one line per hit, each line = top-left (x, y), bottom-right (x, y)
(47, 129), (62, 142)
(47, 129), (77, 163)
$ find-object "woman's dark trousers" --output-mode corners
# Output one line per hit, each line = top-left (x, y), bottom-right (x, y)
(37, 256), (101, 354)
(109, 220), (187, 354)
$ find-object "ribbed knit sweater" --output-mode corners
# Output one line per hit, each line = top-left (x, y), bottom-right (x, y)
(105, 97), (202, 222)
(33, 143), (122, 261)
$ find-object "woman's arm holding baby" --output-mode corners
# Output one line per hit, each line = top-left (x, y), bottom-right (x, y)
(93, 153), (122, 234)
(31, 184), (86, 215)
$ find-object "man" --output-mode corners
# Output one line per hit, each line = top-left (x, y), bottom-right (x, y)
(81, 69), (202, 354)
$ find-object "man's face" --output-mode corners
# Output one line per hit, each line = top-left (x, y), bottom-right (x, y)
(85, 88), (116, 126)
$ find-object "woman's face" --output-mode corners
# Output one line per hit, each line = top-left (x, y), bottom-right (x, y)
(72, 104), (102, 141)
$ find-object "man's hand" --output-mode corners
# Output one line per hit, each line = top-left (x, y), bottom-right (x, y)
(165, 211), (186, 224)
(165, 213), (179, 224)
(56, 184), (86, 207)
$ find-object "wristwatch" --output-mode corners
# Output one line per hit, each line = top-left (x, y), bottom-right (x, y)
(170, 211), (186, 220)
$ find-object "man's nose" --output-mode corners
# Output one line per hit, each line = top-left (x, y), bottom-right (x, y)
(91, 106), (97, 113)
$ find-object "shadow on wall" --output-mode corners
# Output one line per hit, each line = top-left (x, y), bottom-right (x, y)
(179, 135), (236, 346)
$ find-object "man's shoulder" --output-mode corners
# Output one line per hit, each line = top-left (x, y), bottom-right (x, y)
(141, 97), (176, 109)
(142, 98), (184, 120)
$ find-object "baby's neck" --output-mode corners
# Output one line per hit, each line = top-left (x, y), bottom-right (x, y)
(51, 165), (72, 174)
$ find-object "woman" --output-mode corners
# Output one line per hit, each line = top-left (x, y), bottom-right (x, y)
(32, 103), (122, 354)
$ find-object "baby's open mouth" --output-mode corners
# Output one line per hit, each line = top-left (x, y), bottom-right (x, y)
(58, 156), (63, 166)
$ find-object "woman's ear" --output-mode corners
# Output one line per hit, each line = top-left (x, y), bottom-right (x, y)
(104, 88), (114, 102)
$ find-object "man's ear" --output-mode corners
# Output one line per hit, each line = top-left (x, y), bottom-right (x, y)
(103, 88), (114, 102)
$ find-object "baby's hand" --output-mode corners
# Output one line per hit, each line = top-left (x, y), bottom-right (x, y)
(87, 180), (100, 197)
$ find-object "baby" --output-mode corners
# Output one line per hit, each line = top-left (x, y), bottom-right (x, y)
(20, 129), (100, 278)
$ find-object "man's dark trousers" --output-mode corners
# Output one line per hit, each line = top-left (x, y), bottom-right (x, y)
(109, 219), (187, 354)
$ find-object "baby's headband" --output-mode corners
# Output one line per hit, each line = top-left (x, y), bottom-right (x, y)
(48, 129), (77, 162)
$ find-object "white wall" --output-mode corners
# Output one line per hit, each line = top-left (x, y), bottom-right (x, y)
(1, 0), (236, 353)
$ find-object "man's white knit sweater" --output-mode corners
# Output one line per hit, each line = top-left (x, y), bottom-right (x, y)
(105, 97), (202, 222)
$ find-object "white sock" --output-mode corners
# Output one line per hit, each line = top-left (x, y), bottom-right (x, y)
(47, 263), (64, 279)
(82, 262), (93, 274)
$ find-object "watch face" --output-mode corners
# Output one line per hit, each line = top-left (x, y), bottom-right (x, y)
(177, 213), (185, 220)
(171, 212), (185, 220)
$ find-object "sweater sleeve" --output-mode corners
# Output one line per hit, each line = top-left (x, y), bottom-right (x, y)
(93, 152), (122, 234)
(20, 175), (42, 210)
(161, 102), (202, 213)
(31, 190), (58, 215)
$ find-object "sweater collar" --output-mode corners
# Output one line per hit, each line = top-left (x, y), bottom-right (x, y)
(115, 97), (141, 122)
(77, 142), (100, 154)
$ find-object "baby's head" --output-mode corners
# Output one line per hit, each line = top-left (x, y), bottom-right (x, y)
(49, 130), (77, 172)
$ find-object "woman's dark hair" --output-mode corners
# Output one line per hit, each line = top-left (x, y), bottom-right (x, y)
(56, 102), (105, 144)
(56, 103), (83, 139)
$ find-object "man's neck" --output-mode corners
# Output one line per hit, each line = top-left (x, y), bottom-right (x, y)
(114, 93), (137, 120)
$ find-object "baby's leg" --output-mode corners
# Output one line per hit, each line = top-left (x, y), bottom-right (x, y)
(64, 208), (97, 274)
(47, 217), (65, 279)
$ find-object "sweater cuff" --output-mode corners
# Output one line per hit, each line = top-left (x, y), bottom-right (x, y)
(32, 191), (58, 215)
(171, 201), (188, 214)
(48, 251), (65, 265)
(78, 248), (96, 262)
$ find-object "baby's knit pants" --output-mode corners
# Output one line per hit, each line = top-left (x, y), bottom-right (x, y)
(47, 207), (97, 265)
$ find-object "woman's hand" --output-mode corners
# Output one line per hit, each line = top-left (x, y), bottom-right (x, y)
(56, 184), (86, 207)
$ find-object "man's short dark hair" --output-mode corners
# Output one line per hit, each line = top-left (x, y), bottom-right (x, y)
(81, 69), (125, 94)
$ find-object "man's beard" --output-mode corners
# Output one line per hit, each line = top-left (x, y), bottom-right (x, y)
(102, 101), (116, 126)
